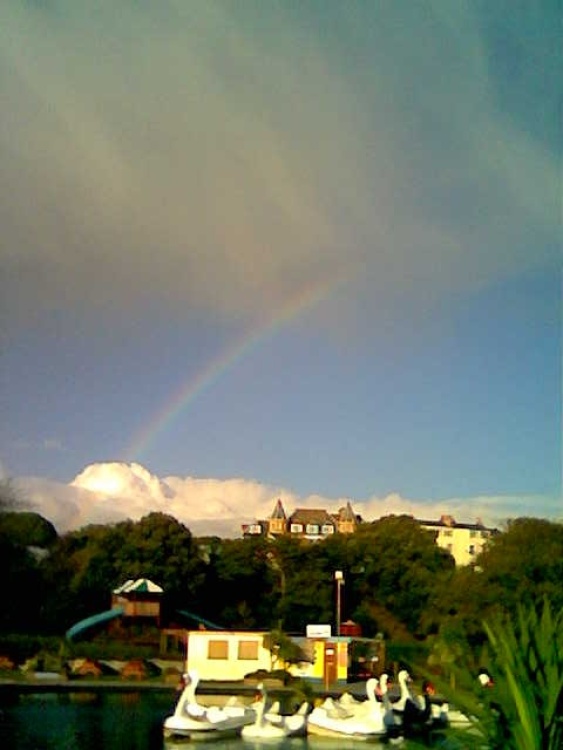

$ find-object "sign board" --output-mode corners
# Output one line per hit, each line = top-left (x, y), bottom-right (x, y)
(306, 624), (332, 638)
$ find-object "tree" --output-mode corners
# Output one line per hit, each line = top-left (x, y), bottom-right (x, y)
(0, 511), (57, 548)
(345, 515), (455, 637)
(430, 518), (563, 655)
(208, 537), (273, 629)
(0, 480), (44, 632)
(478, 519), (563, 614)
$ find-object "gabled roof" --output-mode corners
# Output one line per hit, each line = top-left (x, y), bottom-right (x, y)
(335, 501), (357, 522)
(113, 578), (163, 594)
(289, 508), (335, 525)
(270, 499), (287, 520)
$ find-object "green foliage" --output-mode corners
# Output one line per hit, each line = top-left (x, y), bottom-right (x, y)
(425, 598), (563, 750)
(482, 598), (563, 750)
(478, 518), (563, 614)
(208, 537), (274, 628)
(0, 634), (64, 665)
(346, 515), (455, 636)
(264, 628), (308, 668)
(64, 640), (158, 661)
(385, 641), (430, 673)
(0, 537), (43, 633)
(0, 511), (58, 548)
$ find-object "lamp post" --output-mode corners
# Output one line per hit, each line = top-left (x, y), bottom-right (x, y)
(334, 570), (344, 636)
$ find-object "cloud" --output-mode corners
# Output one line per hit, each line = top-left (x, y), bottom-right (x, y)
(0, 2), (558, 338)
(12, 462), (561, 537)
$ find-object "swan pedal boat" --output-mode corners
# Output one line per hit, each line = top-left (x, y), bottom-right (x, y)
(163, 670), (256, 742)
(307, 678), (389, 741)
(241, 682), (309, 740)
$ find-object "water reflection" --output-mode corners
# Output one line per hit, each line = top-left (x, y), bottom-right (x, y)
(0, 690), (423, 750)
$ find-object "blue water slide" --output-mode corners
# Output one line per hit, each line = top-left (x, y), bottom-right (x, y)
(175, 609), (223, 630)
(65, 606), (124, 641)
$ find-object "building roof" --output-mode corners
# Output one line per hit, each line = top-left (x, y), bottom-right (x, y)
(289, 508), (335, 525)
(113, 578), (163, 594)
(335, 501), (357, 522)
(418, 515), (496, 532)
(270, 499), (287, 520)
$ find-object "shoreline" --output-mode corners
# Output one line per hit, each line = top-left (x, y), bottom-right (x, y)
(0, 674), (367, 700)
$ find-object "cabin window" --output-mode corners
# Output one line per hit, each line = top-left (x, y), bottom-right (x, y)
(208, 640), (229, 659)
(290, 523), (303, 533)
(237, 640), (259, 660)
(306, 524), (319, 535)
(322, 525), (334, 534)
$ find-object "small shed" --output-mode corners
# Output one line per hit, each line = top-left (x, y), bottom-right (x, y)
(185, 630), (278, 681)
(111, 578), (163, 623)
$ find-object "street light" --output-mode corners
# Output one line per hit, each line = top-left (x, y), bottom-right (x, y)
(334, 570), (344, 636)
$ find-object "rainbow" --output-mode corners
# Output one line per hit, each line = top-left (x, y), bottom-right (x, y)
(123, 272), (346, 462)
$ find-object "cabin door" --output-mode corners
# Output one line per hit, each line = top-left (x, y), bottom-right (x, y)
(323, 643), (337, 687)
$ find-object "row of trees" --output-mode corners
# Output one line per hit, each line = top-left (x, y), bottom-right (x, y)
(1, 479), (562, 666)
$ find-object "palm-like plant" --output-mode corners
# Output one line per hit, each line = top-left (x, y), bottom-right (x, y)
(430, 600), (563, 750)
(481, 597), (563, 750)
(414, 598), (562, 749)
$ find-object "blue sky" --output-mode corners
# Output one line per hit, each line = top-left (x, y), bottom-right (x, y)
(1, 1), (561, 532)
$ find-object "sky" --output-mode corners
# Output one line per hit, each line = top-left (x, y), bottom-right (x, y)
(1, 1), (561, 536)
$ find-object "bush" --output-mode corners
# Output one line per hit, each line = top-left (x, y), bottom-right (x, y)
(0, 634), (63, 666)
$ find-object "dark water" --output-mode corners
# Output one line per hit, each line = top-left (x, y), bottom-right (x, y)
(0, 690), (173, 750)
(0, 690), (433, 749)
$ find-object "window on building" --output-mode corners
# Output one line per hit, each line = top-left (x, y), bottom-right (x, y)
(442, 529), (453, 537)
(322, 524), (334, 535)
(208, 640), (229, 659)
(306, 524), (319, 535)
(468, 545), (475, 555)
(237, 640), (259, 660)
(248, 524), (262, 535)
(290, 523), (303, 533)
(469, 530), (477, 538)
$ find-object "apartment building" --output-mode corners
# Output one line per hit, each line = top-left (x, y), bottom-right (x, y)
(242, 501), (497, 565)
(418, 514), (497, 566)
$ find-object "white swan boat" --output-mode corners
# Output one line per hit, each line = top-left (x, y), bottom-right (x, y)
(241, 681), (309, 740)
(307, 678), (388, 740)
(163, 669), (256, 742)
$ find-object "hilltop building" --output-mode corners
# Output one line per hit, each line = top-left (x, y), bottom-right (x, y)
(242, 499), (361, 541)
(242, 501), (497, 566)
(418, 514), (497, 566)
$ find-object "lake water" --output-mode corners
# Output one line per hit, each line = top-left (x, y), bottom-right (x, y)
(0, 689), (437, 749)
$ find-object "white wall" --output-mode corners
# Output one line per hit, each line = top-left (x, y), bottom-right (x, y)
(185, 630), (274, 681)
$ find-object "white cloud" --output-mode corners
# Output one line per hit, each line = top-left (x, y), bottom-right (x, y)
(12, 462), (561, 537)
